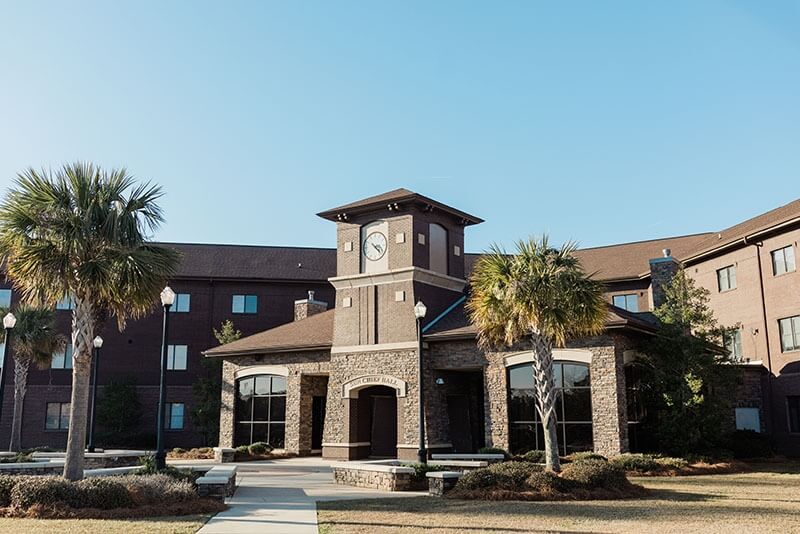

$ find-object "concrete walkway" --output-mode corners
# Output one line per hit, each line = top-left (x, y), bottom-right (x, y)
(197, 457), (424, 534)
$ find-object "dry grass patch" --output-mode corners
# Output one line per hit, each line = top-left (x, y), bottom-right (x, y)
(0, 514), (210, 533)
(318, 464), (800, 533)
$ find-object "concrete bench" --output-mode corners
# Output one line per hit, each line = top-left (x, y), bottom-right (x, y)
(197, 465), (238, 500)
(431, 453), (505, 463)
(426, 471), (463, 496)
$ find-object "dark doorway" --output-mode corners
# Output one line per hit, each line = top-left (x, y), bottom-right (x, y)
(370, 395), (397, 457)
(311, 396), (326, 451)
(447, 395), (473, 453)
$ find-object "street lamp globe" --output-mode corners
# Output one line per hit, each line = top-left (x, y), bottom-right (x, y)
(160, 286), (176, 307)
(93, 336), (103, 349)
(413, 300), (427, 320)
(3, 313), (16, 330)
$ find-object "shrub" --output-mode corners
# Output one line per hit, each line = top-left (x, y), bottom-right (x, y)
(566, 452), (607, 463)
(454, 469), (498, 491)
(10, 476), (76, 508)
(0, 475), (22, 507)
(74, 478), (132, 509)
(248, 442), (271, 455)
(525, 470), (567, 493)
(478, 447), (509, 458)
(0, 453), (33, 464)
(172, 447), (187, 454)
(521, 450), (546, 463)
(118, 474), (196, 506)
(487, 461), (542, 489)
(728, 430), (773, 459)
(235, 445), (250, 455)
(609, 453), (661, 473)
(560, 459), (629, 490)
(402, 462), (449, 481)
(654, 456), (689, 470)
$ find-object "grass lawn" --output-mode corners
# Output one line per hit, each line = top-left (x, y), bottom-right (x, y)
(317, 463), (800, 533)
(0, 514), (210, 533)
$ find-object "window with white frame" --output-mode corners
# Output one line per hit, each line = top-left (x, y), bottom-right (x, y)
(612, 294), (638, 312)
(724, 329), (743, 361)
(167, 345), (188, 370)
(779, 316), (800, 352)
(51, 344), (73, 369)
(735, 407), (760, 432)
(717, 265), (737, 292)
(56, 295), (75, 310)
(45, 402), (70, 430)
(771, 245), (796, 276)
(170, 293), (191, 313)
(165, 403), (185, 429)
(0, 289), (11, 309)
(232, 294), (257, 314)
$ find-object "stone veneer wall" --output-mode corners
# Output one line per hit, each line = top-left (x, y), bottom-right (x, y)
(332, 466), (415, 491)
(218, 350), (331, 453)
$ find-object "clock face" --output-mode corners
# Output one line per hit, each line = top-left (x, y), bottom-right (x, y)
(363, 231), (387, 261)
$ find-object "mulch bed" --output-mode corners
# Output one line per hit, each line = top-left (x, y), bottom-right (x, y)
(1, 499), (226, 520)
(627, 461), (749, 477)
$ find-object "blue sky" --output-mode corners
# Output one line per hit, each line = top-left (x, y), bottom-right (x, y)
(1, 1), (798, 252)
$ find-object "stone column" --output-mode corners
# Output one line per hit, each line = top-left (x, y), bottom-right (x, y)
(218, 360), (236, 448)
(589, 342), (628, 456)
(484, 356), (510, 451)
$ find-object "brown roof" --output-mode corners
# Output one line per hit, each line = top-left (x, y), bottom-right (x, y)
(317, 188), (484, 226)
(160, 243), (336, 281)
(465, 233), (713, 282)
(422, 299), (658, 341)
(204, 309), (335, 356)
(681, 199), (800, 263)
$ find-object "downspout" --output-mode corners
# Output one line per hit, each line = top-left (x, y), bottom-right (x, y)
(751, 240), (775, 434)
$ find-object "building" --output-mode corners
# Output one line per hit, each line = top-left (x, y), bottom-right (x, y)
(3, 189), (798, 455)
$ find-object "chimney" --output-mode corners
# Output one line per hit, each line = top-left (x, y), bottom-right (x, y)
(649, 249), (680, 310)
(294, 290), (328, 321)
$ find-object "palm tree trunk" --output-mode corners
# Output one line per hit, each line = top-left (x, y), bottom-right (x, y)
(63, 298), (94, 481)
(530, 333), (561, 472)
(9, 357), (30, 452)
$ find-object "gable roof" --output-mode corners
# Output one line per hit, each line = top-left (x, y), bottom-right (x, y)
(160, 242), (336, 281)
(317, 188), (484, 226)
(203, 309), (335, 357)
(681, 199), (800, 263)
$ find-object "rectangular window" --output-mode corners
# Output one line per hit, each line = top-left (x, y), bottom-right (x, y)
(779, 316), (800, 352)
(166, 403), (185, 429)
(724, 329), (743, 361)
(56, 295), (75, 310)
(170, 293), (191, 313)
(0, 289), (11, 309)
(717, 265), (737, 292)
(788, 396), (800, 433)
(45, 402), (70, 430)
(232, 294), (257, 314)
(735, 407), (760, 432)
(167, 345), (188, 370)
(771, 245), (796, 276)
(612, 294), (638, 312)
(51, 344), (73, 369)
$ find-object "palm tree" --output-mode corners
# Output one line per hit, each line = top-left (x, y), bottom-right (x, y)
(467, 237), (606, 472)
(4, 305), (66, 452)
(0, 163), (180, 480)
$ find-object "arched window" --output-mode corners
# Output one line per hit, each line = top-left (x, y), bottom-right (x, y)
(235, 374), (287, 448)
(508, 361), (592, 455)
(429, 223), (448, 275)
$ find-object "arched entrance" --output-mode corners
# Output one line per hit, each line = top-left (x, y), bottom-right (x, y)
(356, 385), (398, 458)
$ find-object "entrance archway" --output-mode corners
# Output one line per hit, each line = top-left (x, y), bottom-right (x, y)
(356, 385), (398, 458)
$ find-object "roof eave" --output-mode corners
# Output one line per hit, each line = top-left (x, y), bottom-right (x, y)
(203, 344), (332, 358)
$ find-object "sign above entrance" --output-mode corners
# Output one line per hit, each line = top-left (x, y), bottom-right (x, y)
(342, 375), (408, 398)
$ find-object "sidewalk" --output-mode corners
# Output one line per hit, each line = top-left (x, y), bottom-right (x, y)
(198, 457), (423, 534)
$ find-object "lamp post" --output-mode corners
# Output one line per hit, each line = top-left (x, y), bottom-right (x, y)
(86, 335), (103, 453)
(0, 313), (17, 423)
(413, 300), (427, 464)
(155, 286), (175, 470)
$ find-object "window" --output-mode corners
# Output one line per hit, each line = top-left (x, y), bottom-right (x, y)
(166, 403), (185, 430)
(45, 402), (70, 430)
(170, 293), (191, 313)
(508, 361), (592, 455)
(232, 294), (257, 314)
(735, 407), (760, 432)
(428, 223), (448, 275)
(167, 345), (188, 370)
(779, 316), (800, 352)
(0, 289), (11, 309)
(612, 294), (638, 312)
(788, 396), (800, 433)
(235, 374), (287, 448)
(724, 329), (743, 361)
(51, 344), (73, 369)
(717, 265), (737, 291)
(771, 246), (796, 276)
(56, 295), (75, 310)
